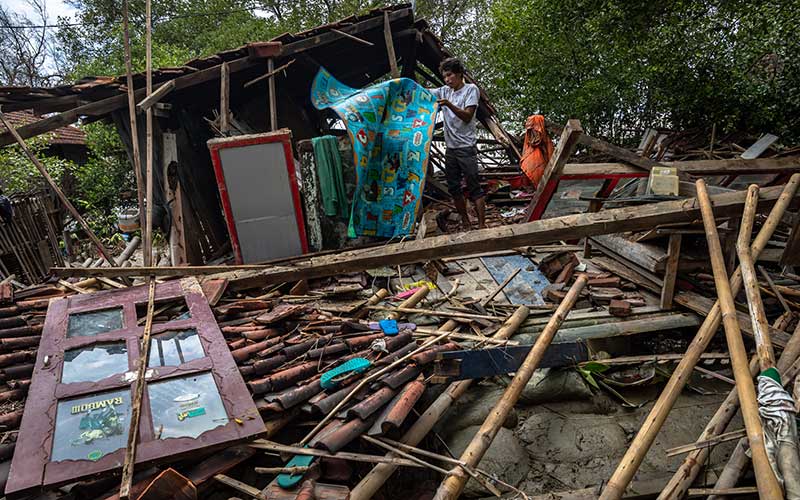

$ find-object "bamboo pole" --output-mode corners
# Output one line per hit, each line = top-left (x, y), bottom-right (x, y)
(600, 173), (800, 500)
(432, 276), (588, 500)
(121, 0), (145, 234)
(120, 1), (153, 496)
(119, 276), (156, 499)
(707, 320), (800, 499)
(143, 0), (154, 268)
(369, 305), (501, 321)
(736, 185), (776, 370)
(350, 307), (530, 500)
(353, 288), (390, 319)
(250, 440), (424, 468)
(659, 320), (800, 499)
(388, 286), (429, 320)
(696, 178), (782, 498)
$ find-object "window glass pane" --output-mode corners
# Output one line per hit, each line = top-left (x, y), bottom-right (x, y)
(148, 372), (227, 440)
(51, 388), (131, 462)
(136, 297), (191, 325)
(62, 343), (128, 384)
(148, 329), (204, 368)
(67, 308), (123, 338)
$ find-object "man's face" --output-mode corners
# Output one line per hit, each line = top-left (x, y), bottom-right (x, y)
(442, 70), (463, 89)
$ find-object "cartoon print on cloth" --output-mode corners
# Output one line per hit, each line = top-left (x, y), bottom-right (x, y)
(311, 68), (439, 238)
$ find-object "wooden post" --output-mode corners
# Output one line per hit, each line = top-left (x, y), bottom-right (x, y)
(383, 11), (400, 79)
(0, 111), (120, 269)
(658, 318), (800, 500)
(162, 133), (187, 265)
(525, 120), (583, 221)
(267, 58), (277, 131)
(599, 174), (800, 500)
(121, 0), (145, 234)
(659, 233), (682, 309)
(736, 185), (776, 370)
(220, 62), (230, 135)
(433, 277), (587, 500)
(695, 178), (782, 499)
(352, 307), (530, 500)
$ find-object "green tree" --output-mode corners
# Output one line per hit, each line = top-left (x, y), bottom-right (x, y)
(0, 134), (75, 194)
(70, 122), (136, 236)
(484, 0), (800, 143)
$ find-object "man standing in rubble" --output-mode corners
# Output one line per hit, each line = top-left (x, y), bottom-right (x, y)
(431, 57), (486, 230)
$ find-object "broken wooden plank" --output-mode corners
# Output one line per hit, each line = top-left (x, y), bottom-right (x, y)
(660, 233), (682, 309)
(384, 11), (400, 78)
(52, 183), (798, 289)
(136, 79), (175, 112)
(591, 234), (667, 272)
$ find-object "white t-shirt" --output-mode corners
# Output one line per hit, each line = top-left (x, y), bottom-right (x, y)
(432, 83), (480, 149)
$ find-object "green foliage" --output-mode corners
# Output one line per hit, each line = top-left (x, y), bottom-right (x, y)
(0, 135), (74, 194)
(71, 122), (136, 237)
(484, 0), (800, 143)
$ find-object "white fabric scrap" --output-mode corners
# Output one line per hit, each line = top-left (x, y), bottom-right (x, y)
(757, 375), (800, 498)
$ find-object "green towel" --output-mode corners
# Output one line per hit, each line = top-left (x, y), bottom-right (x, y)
(760, 366), (782, 384)
(312, 135), (350, 219)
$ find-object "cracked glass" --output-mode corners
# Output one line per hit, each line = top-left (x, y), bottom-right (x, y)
(148, 372), (228, 440)
(148, 329), (204, 368)
(62, 343), (128, 384)
(51, 388), (131, 462)
(67, 308), (123, 338)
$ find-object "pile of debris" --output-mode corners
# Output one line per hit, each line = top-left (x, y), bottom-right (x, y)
(0, 162), (794, 498)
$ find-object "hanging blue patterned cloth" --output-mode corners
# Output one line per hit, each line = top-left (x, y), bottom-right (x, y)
(310, 68), (439, 238)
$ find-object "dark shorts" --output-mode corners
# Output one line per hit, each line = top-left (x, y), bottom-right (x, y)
(444, 146), (484, 201)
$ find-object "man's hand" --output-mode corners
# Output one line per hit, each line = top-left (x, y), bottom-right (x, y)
(437, 98), (476, 124)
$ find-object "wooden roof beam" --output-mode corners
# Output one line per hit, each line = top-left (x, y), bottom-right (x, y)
(51, 182), (797, 288)
(562, 156), (800, 177)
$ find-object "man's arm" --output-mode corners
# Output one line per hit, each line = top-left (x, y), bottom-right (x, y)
(438, 100), (476, 123)
(437, 84), (479, 124)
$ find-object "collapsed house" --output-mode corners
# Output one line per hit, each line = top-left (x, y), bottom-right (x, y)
(0, 4), (517, 266)
(2, 3), (800, 500)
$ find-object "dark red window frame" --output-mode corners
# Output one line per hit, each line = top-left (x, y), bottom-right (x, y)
(6, 279), (263, 497)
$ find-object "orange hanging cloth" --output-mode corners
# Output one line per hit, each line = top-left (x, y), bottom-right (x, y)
(520, 115), (554, 187)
